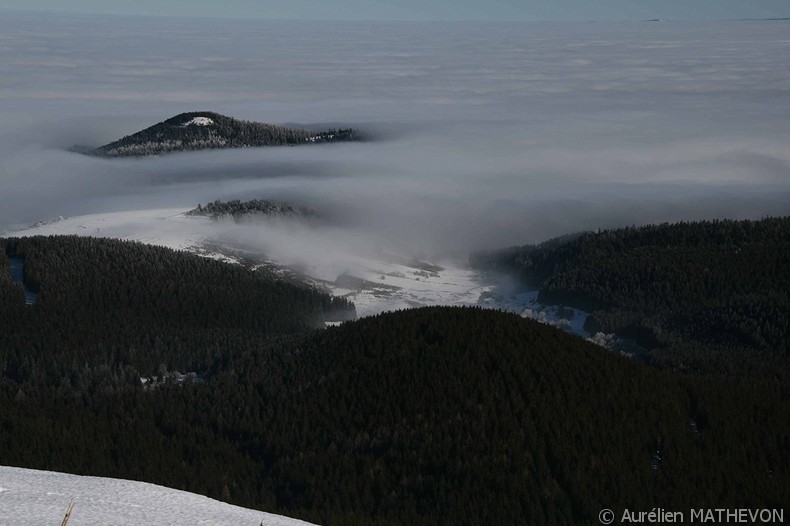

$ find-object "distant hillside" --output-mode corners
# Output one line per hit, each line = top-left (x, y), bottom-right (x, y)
(86, 111), (360, 157)
(471, 217), (790, 377)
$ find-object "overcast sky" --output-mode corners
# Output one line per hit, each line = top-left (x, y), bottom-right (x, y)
(1, 0), (788, 21)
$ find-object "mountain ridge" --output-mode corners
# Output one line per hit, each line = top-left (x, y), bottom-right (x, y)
(470, 216), (790, 377)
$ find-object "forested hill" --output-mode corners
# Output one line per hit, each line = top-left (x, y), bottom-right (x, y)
(471, 217), (790, 377)
(87, 111), (360, 157)
(0, 235), (355, 391)
(1, 304), (786, 525)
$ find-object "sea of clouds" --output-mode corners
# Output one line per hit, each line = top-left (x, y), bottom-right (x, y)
(1, 11), (789, 260)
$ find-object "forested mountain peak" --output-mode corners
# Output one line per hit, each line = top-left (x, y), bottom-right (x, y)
(84, 111), (361, 157)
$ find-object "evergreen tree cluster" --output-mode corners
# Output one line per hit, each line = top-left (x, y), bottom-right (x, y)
(91, 112), (360, 157)
(0, 237), (787, 524)
(0, 249), (24, 308)
(187, 199), (312, 222)
(471, 217), (790, 377)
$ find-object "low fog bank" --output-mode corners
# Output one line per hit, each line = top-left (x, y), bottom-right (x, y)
(3, 132), (788, 258)
(2, 13), (789, 262)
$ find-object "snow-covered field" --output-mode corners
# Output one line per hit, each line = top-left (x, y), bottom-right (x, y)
(7, 208), (591, 329)
(7, 209), (468, 311)
(7, 209), (240, 264)
(7, 208), (497, 317)
(9, 209), (210, 253)
(0, 465), (315, 526)
(6, 207), (596, 334)
(314, 256), (493, 317)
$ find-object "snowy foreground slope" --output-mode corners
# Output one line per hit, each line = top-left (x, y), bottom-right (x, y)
(0, 465), (316, 526)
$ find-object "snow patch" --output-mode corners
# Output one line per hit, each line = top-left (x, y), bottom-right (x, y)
(180, 116), (214, 127)
(479, 290), (590, 338)
(588, 332), (616, 347)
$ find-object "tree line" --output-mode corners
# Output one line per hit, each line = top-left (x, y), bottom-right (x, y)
(471, 217), (790, 378)
(187, 199), (312, 222)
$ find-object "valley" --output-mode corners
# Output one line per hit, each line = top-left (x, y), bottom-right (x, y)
(6, 207), (596, 333)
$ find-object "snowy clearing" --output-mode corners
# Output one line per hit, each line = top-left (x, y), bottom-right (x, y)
(6, 209), (208, 252)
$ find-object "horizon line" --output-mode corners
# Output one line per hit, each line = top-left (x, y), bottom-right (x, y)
(2, 7), (788, 24)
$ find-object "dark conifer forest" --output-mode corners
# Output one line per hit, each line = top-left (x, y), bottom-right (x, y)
(471, 217), (790, 378)
(1, 234), (787, 525)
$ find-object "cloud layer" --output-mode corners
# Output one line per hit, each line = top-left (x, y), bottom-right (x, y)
(1, 13), (789, 260)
